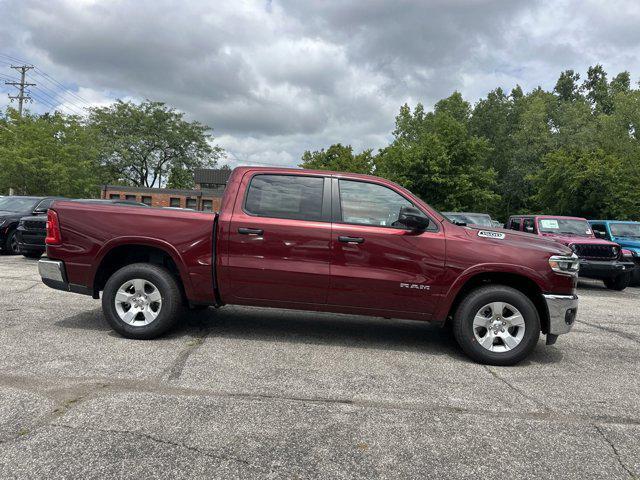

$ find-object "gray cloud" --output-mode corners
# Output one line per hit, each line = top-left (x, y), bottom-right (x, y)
(2, 0), (640, 168)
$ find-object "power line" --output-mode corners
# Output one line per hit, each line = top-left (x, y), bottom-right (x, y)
(1, 53), (93, 111)
(5, 65), (35, 116)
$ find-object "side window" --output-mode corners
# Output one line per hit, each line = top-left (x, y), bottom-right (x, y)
(510, 218), (521, 231)
(34, 198), (54, 211)
(523, 218), (536, 234)
(591, 223), (608, 239)
(245, 174), (324, 221)
(338, 179), (418, 228)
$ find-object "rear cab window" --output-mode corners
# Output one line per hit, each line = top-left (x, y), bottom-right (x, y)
(244, 174), (326, 221)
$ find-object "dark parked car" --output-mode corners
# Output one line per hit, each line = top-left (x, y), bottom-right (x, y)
(0, 196), (62, 255)
(17, 199), (148, 258)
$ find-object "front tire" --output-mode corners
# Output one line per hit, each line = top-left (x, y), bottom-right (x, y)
(102, 263), (182, 339)
(603, 273), (630, 291)
(4, 230), (19, 255)
(452, 285), (540, 366)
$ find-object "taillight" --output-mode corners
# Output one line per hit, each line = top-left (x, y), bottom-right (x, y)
(45, 209), (62, 245)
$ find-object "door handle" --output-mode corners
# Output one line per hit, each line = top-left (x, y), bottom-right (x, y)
(338, 236), (364, 244)
(238, 227), (264, 236)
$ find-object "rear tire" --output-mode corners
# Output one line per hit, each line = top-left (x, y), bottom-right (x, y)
(102, 263), (183, 339)
(4, 230), (19, 255)
(452, 285), (540, 366)
(22, 250), (43, 259)
(603, 273), (630, 291)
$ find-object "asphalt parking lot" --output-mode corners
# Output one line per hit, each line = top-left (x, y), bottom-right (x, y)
(0, 256), (638, 479)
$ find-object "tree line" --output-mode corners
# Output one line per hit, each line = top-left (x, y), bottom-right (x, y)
(301, 65), (640, 221)
(0, 100), (223, 198)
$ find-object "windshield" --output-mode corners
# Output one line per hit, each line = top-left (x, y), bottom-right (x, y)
(0, 196), (39, 213)
(609, 223), (640, 238)
(445, 213), (493, 227)
(538, 218), (593, 237)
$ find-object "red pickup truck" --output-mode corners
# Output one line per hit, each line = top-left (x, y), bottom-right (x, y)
(38, 167), (579, 365)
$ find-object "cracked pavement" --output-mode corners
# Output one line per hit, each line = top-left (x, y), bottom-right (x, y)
(0, 256), (638, 479)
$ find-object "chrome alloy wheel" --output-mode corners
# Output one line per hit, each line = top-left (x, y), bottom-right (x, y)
(473, 302), (525, 352)
(114, 279), (162, 325)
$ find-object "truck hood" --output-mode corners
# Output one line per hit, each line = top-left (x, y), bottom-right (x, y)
(461, 225), (572, 256)
(539, 232), (618, 247)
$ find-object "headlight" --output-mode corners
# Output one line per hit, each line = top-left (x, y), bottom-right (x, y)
(612, 246), (619, 256)
(549, 253), (580, 276)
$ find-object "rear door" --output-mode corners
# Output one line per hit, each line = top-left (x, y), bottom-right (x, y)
(328, 178), (445, 316)
(225, 173), (332, 304)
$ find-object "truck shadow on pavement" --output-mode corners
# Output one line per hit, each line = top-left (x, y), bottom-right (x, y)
(54, 305), (561, 365)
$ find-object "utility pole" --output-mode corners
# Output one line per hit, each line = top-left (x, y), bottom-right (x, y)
(5, 65), (35, 117)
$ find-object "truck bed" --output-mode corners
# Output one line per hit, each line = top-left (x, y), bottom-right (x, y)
(46, 201), (217, 304)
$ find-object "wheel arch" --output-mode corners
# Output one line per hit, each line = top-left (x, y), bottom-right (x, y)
(441, 270), (550, 334)
(92, 239), (193, 301)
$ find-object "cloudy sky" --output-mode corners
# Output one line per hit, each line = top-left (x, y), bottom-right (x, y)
(1, 0), (640, 168)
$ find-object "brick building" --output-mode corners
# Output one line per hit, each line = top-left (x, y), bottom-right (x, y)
(101, 168), (232, 212)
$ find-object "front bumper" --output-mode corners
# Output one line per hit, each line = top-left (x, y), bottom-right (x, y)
(578, 259), (635, 280)
(38, 259), (92, 295)
(543, 293), (578, 335)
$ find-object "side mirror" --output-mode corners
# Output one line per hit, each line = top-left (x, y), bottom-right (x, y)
(398, 206), (430, 231)
(525, 226), (534, 233)
(594, 230), (606, 239)
(33, 209), (48, 215)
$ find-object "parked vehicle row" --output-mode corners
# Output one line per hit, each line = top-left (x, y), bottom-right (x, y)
(506, 215), (638, 290)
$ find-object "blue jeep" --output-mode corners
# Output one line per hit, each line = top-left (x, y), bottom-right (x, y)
(589, 220), (640, 285)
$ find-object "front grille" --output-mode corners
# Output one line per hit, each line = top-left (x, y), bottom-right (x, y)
(572, 244), (617, 260)
(22, 220), (45, 231)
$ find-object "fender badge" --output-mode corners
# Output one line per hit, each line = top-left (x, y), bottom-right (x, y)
(478, 230), (505, 240)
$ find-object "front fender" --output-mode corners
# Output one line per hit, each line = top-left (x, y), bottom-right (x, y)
(434, 263), (549, 321)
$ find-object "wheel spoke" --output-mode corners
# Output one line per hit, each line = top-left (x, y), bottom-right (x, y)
(115, 291), (133, 303)
(147, 289), (162, 303)
(502, 334), (519, 350)
(132, 279), (146, 294)
(473, 314), (488, 327)
(508, 313), (525, 327)
(122, 308), (138, 324)
(142, 308), (158, 324)
(490, 302), (504, 317)
(479, 333), (494, 351)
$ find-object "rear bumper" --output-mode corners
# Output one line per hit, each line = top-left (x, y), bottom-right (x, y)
(578, 259), (635, 279)
(16, 229), (46, 253)
(38, 259), (92, 295)
(543, 293), (578, 335)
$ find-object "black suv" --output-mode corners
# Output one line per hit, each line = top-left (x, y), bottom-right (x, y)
(0, 196), (62, 255)
(16, 199), (148, 258)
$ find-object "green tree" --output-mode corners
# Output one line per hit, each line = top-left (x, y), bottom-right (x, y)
(300, 143), (374, 174)
(554, 70), (581, 102)
(0, 108), (104, 197)
(89, 100), (223, 188)
(583, 64), (613, 114)
(375, 97), (499, 212)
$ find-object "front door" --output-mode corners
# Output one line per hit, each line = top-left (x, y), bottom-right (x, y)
(225, 173), (332, 305)
(328, 178), (445, 316)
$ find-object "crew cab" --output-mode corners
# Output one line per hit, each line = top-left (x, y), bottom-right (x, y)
(38, 167), (580, 365)
(507, 215), (634, 290)
(589, 220), (640, 285)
